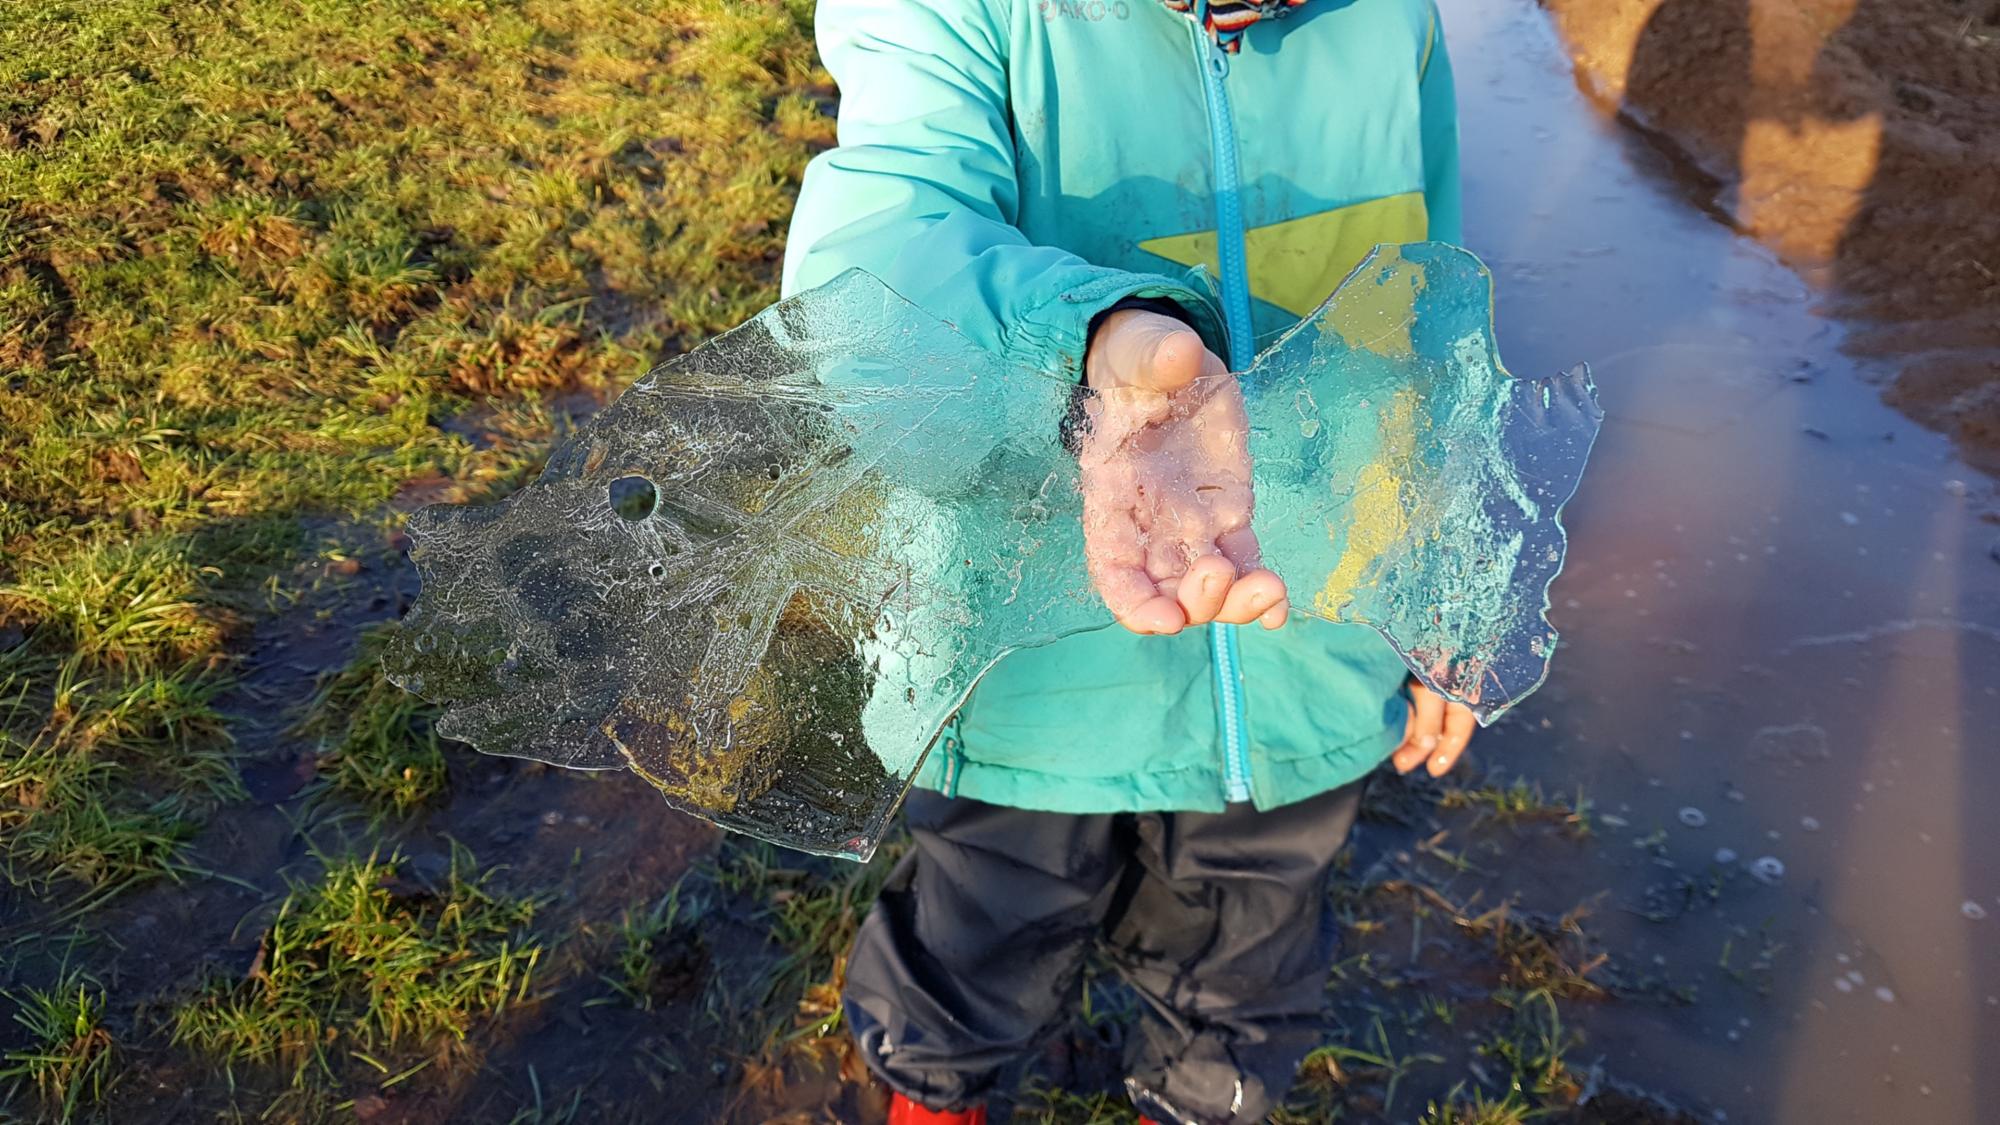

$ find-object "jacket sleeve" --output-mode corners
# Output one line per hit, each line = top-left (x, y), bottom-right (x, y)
(1418, 3), (1463, 245)
(781, 0), (1229, 379)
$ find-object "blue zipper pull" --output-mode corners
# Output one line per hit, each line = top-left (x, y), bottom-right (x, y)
(1194, 0), (1230, 77)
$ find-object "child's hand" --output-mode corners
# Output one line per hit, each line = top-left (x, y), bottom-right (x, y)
(1391, 680), (1477, 776)
(1079, 309), (1289, 635)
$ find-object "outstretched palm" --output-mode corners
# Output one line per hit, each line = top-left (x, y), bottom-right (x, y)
(1079, 309), (1289, 635)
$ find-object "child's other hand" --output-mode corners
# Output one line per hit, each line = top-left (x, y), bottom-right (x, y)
(1391, 680), (1477, 776)
(1079, 309), (1288, 636)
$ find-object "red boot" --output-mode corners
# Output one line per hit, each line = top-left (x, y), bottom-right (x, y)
(886, 1091), (987, 1125)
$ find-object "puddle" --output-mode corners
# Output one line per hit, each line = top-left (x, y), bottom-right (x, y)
(1436, 0), (2000, 1120)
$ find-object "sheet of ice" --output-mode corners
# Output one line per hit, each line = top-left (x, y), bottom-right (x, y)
(382, 243), (1602, 859)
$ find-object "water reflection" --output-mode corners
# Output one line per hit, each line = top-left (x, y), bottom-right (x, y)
(1438, 0), (2000, 1120)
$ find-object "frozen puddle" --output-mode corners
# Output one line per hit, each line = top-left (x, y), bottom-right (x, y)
(1441, 0), (2000, 1121)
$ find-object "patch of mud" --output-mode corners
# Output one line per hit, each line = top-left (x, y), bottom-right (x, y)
(1539, 0), (2000, 471)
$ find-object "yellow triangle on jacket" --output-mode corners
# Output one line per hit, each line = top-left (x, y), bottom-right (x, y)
(1136, 191), (1429, 325)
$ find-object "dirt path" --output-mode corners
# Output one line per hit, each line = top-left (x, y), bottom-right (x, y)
(1540, 0), (2000, 471)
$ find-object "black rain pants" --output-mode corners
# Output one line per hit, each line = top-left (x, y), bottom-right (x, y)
(841, 778), (1365, 1124)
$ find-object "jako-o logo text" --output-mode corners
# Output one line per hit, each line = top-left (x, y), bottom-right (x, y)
(1039, 0), (1131, 21)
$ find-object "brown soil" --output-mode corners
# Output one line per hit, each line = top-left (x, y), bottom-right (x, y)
(1540, 0), (2000, 470)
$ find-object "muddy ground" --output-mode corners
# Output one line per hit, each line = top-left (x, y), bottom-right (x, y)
(1539, 0), (2000, 471)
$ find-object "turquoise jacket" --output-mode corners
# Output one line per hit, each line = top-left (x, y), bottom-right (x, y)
(783, 0), (1461, 813)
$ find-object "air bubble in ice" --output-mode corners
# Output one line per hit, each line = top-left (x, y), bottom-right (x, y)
(1749, 856), (1786, 885)
(1714, 847), (1738, 865)
(1678, 806), (1708, 827)
(1964, 901), (1989, 921)
(609, 475), (657, 521)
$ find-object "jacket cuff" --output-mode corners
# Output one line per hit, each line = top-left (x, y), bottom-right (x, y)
(1004, 269), (1229, 384)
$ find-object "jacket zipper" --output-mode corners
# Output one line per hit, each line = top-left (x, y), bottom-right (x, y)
(1188, 11), (1255, 805)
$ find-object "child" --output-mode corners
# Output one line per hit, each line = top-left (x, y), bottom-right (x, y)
(782, 0), (1475, 1120)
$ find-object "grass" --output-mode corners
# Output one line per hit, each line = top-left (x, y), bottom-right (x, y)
(709, 840), (905, 1063)
(597, 884), (698, 1011)
(1279, 1018), (1447, 1121)
(0, 967), (117, 1121)
(297, 622), (449, 814)
(1420, 1087), (1546, 1125)
(1480, 991), (1582, 1101)
(505, 1067), (586, 1125)
(1439, 775), (1596, 838)
(171, 845), (544, 1085)
(0, 0), (831, 895)
(1359, 879), (1609, 1000)
(0, 538), (241, 894)
(1, 0), (830, 1114)
(1013, 1084), (1143, 1124)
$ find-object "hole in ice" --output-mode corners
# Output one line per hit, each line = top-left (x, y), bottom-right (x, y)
(608, 475), (658, 521)
(648, 562), (666, 578)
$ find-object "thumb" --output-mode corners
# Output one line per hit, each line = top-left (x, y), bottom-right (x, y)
(1088, 310), (1209, 394)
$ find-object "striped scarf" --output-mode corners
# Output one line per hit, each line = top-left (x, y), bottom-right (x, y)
(1162, 0), (1309, 52)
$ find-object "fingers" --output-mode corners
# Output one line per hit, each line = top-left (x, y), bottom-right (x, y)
(1169, 515), (1289, 631)
(1166, 554), (1288, 629)
(1092, 539), (1185, 634)
(1426, 702), (1477, 777)
(1210, 526), (1285, 627)
(1391, 682), (1446, 774)
(1215, 567), (1287, 628)
(1214, 525), (1261, 570)
(1391, 682), (1479, 776)
(1208, 524), (1288, 620)
(1173, 553), (1235, 626)
(1112, 587), (1187, 635)
(1256, 596), (1290, 630)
